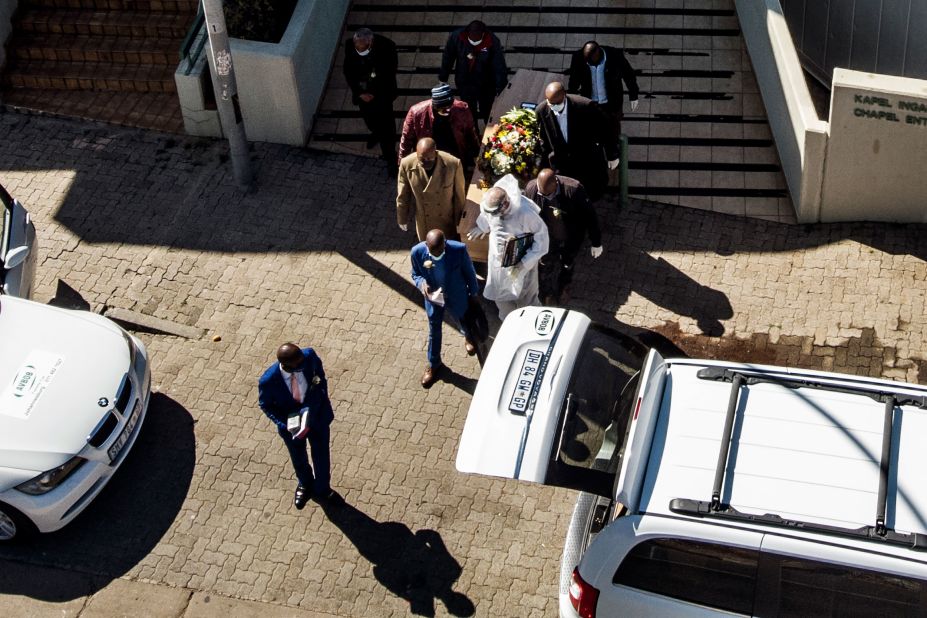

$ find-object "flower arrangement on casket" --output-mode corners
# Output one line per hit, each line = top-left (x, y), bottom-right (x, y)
(477, 108), (543, 188)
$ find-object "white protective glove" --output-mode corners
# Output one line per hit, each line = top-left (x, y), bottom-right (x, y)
(467, 226), (488, 241)
(591, 246), (603, 259)
(608, 158), (620, 170)
(630, 99), (639, 112)
(399, 222), (408, 232)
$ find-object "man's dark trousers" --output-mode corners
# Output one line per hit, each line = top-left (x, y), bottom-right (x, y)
(359, 98), (396, 164)
(277, 423), (330, 497)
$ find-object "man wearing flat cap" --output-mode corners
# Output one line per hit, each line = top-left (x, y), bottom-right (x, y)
(399, 84), (480, 170)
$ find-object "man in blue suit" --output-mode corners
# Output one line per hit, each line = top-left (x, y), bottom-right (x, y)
(410, 229), (481, 387)
(258, 343), (342, 510)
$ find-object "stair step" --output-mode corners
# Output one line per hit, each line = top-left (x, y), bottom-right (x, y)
(15, 8), (192, 38)
(5, 59), (176, 93)
(21, 0), (198, 13)
(2, 87), (185, 133)
(9, 33), (179, 65)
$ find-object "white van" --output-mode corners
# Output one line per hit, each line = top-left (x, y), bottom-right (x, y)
(456, 307), (927, 617)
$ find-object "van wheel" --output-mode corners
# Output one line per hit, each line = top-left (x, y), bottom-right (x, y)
(0, 502), (36, 542)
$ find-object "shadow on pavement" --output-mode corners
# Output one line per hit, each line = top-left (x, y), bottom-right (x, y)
(0, 393), (195, 600)
(322, 501), (475, 617)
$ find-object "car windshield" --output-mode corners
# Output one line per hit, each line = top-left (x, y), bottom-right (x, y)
(546, 325), (644, 494)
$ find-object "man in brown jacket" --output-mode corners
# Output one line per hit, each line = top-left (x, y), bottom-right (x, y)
(398, 84), (480, 169)
(397, 137), (466, 241)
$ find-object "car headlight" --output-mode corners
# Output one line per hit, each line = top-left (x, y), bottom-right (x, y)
(15, 456), (87, 495)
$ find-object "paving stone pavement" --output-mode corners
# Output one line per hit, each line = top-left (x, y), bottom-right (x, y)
(0, 111), (925, 616)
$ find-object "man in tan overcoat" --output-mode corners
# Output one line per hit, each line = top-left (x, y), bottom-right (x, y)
(397, 137), (466, 241)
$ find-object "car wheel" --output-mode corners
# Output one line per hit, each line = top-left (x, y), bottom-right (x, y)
(0, 502), (36, 542)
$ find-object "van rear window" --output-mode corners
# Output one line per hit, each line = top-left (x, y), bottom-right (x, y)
(613, 538), (758, 615)
(552, 326), (641, 475)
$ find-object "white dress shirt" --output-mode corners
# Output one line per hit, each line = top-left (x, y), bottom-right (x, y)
(588, 49), (608, 103)
(279, 364), (308, 403)
(553, 98), (569, 143)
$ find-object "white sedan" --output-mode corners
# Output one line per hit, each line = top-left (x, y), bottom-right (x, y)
(0, 294), (151, 541)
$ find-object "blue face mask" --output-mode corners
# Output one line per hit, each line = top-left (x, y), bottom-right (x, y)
(429, 251), (445, 261)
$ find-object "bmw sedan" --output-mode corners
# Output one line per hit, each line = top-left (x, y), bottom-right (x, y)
(0, 294), (151, 541)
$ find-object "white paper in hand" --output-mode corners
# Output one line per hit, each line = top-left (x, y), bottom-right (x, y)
(428, 287), (446, 306)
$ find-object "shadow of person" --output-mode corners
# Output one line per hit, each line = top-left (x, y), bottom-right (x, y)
(321, 502), (475, 617)
(439, 366), (478, 394)
(0, 393), (196, 599)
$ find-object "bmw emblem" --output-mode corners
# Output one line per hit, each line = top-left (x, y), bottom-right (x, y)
(98, 397), (109, 407)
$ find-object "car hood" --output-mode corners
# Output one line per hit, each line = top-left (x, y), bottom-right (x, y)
(0, 297), (129, 479)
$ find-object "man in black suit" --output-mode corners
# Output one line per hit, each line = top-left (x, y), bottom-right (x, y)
(525, 169), (603, 304)
(343, 28), (399, 174)
(535, 81), (619, 201)
(568, 40), (639, 141)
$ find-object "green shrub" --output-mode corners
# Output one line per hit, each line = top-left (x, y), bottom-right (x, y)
(224, 0), (296, 43)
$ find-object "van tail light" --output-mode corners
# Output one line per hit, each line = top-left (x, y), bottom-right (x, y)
(568, 567), (599, 618)
(632, 396), (642, 420)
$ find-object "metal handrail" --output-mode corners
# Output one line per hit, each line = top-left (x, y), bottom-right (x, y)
(178, 6), (207, 76)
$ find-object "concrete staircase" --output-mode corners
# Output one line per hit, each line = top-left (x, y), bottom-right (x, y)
(1, 0), (198, 133)
(311, 0), (795, 222)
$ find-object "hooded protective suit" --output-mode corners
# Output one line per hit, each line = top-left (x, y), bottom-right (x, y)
(474, 175), (549, 316)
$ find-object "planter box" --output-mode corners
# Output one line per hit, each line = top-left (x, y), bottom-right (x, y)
(176, 0), (350, 145)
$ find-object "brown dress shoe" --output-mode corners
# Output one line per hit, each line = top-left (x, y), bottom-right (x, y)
(421, 364), (442, 387)
(465, 339), (477, 356)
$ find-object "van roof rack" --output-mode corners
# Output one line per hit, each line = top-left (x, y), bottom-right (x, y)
(672, 367), (927, 551)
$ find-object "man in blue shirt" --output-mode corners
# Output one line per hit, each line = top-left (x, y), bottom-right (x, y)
(410, 229), (481, 386)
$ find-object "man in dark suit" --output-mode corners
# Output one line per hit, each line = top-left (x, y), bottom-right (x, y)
(258, 343), (342, 509)
(535, 81), (619, 201)
(568, 40), (639, 140)
(438, 20), (508, 126)
(343, 28), (399, 174)
(410, 229), (481, 387)
(525, 169), (603, 304)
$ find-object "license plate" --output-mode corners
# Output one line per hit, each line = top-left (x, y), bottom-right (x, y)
(108, 399), (141, 462)
(509, 348), (545, 414)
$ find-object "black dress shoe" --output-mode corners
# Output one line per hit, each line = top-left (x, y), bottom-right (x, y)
(314, 489), (345, 507)
(294, 485), (310, 510)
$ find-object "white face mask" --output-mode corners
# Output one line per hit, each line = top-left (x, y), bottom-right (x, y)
(549, 101), (566, 114)
(468, 37), (483, 46)
(355, 47), (371, 57)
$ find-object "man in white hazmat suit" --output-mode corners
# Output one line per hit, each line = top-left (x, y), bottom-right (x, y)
(468, 174), (549, 320)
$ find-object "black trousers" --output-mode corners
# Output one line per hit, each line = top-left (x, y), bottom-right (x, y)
(461, 86), (496, 126)
(539, 244), (579, 301)
(358, 97), (397, 165)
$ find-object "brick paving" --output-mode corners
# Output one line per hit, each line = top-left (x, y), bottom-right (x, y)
(0, 111), (925, 616)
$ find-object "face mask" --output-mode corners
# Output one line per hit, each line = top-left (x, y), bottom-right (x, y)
(282, 360), (304, 373)
(429, 250), (445, 261)
(549, 101), (565, 114)
(356, 47), (371, 56)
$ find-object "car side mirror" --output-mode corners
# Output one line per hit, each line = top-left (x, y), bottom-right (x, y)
(4, 245), (30, 269)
